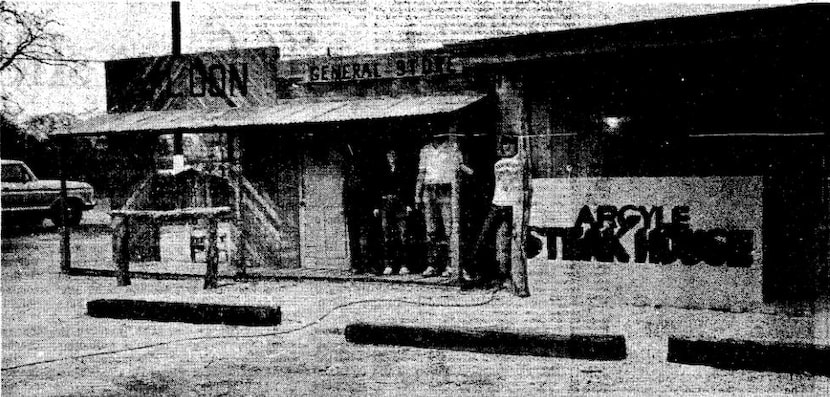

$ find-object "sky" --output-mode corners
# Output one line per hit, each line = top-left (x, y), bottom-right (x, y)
(0, 0), (810, 122)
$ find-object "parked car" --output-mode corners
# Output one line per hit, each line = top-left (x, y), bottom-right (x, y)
(1, 159), (96, 227)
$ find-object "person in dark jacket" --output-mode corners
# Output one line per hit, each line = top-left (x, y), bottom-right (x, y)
(373, 149), (413, 275)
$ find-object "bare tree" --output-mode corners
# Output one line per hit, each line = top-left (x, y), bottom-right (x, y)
(0, 1), (74, 76)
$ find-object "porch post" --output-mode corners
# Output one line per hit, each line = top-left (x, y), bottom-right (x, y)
(495, 73), (531, 297)
(58, 137), (71, 273)
(113, 215), (131, 286)
(204, 215), (219, 289)
(228, 132), (246, 277)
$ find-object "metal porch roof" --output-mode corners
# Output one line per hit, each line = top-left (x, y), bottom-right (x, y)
(68, 95), (486, 136)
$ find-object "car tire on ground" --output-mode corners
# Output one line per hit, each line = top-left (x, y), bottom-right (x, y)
(51, 201), (83, 227)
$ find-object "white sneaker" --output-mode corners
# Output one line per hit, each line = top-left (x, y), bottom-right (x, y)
(382, 266), (394, 276)
(422, 266), (437, 277)
(441, 269), (457, 278)
(398, 266), (410, 275)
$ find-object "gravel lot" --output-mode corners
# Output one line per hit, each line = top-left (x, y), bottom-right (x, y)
(2, 208), (830, 395)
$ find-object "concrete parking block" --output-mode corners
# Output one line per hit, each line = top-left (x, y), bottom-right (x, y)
(667, 336), (830, 376)
(86, 299), (282, 326)
(345, 322), (627, 360)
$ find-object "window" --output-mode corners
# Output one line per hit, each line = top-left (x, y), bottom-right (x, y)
(2, 164), (32, 183)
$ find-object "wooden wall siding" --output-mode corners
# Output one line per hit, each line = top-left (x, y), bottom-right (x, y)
(494, 75), (525, 137)
(238, 133), (302, 269)
(525, 77), (553, 179)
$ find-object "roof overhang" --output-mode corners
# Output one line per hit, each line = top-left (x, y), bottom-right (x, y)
(67, 95), (486, 137)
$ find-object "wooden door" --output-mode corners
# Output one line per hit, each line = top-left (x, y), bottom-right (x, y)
(300, 147), (350, 269)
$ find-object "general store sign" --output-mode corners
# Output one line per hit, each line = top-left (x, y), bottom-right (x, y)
(304, 53), (462, 83)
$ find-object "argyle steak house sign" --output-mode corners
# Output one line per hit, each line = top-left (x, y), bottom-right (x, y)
(526, 177), (764, 268)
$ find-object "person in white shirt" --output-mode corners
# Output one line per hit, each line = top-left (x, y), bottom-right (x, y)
(470, 136), (527, 288)
(414, 134), (473, 277)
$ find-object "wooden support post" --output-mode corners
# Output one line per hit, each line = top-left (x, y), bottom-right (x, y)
(58, 138), (71, 273)
(450, 178), (461, 278)
(228, 132), (246, 277)
(204, 216), (219, 289)
(496, 74), (532, 297)
(113, 215), (131, 286)
(510, 189), (532, 297)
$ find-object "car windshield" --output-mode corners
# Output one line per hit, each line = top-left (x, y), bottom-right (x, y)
(2, 164), (33, 183)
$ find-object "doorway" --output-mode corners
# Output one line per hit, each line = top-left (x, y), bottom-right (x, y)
(299, 141), (351, 269)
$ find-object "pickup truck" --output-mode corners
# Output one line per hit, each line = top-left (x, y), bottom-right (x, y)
(1, 159), (96, 227)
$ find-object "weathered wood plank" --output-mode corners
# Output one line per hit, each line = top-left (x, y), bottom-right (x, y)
(110, 206), (231, 222)
(112, 215), (131, 286)
(204, 216), (219, 289)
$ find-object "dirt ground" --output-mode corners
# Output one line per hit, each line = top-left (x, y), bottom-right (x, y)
(2, 209), (830, 395)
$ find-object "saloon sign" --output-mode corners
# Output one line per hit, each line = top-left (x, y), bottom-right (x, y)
(105, 47), (280, 112)
(527, 177), (763, 268)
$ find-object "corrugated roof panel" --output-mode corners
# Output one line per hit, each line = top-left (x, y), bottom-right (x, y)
(68, 95), (485, 136)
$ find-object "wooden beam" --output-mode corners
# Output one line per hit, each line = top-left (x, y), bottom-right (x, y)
(227, 133), (246, 277)
(496, 74), (531, 297)
(113, 215), (131, 286)
(58, 138), (71, 273)
(203, 216), (219, 289)
(110, 206), (232, 222)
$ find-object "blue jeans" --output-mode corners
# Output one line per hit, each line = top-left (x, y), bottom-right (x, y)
(472, 205), (513, 280)
(422, 184), (453, 269)
(378, 195), (408, 269)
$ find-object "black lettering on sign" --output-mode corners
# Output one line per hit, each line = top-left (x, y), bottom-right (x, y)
(189, 63), (206, 97)
(408, 58), (418, 75)
(421, 56), (434, 75)
(308, 65), (320, 82)
(184, 62), (249, 97)
(396, 60), (407, 76)
(207, 64), (226, 97)
(228, 64), (247, 96)
(308, 56), (460, 83)
(321, 65), (330, 81)
(527, 205), (755, 267)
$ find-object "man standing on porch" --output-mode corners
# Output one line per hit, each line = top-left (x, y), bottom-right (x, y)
(374, 149), (412, 276)
(415, 132), (474, 278)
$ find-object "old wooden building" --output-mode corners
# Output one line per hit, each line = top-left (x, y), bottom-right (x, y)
(70, 4), (830, 309)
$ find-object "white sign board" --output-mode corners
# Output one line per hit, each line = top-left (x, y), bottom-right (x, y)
(526, 176), (763, 310)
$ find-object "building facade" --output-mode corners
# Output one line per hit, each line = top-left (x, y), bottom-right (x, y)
(72, 4), (830, 309)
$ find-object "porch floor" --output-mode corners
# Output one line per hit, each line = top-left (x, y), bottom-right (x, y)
(69, 263), (459, 287)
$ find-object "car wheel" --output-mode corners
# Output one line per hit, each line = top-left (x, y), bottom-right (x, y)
(51, 201), (82, 227)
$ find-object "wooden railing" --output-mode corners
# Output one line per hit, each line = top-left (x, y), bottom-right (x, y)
(111, 207), (232, 288)
(227, 167), (298, 269)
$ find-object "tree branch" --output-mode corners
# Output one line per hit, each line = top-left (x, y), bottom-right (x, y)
(0, 1), (76, 76)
